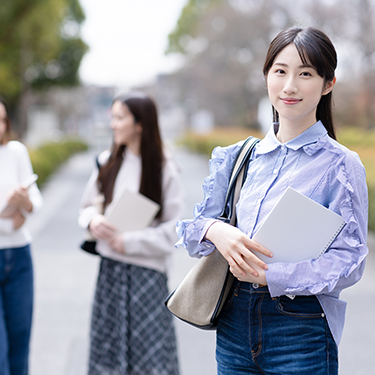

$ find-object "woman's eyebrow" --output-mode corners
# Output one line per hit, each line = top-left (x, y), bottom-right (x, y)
(273, 62), (288, 67)
(273, 61), (314, 69)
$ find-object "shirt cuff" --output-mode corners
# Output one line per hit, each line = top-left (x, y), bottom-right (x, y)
(265, 262), (287, 298)
(78, 206), (100, 229)
(198, 219), (220, 256)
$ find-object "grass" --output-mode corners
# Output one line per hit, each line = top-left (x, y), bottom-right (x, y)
(29, 139), (88, 186)
(337, 129), (375, 233)
(178, 128), (264, 156)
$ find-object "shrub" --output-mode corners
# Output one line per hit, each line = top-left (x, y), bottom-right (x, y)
(29, 139), (88, 186)
(178, 128), (264, 156)
(368, 184), (375, 233)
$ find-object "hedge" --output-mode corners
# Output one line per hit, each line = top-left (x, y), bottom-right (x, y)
(29, 139), (88, 186)
(369, 184), (375, 233)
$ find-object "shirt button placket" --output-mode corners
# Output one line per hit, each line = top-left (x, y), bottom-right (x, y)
(273, 146), (287, 175)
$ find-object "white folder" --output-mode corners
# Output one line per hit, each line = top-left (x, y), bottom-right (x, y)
(105, 189), (160, 233)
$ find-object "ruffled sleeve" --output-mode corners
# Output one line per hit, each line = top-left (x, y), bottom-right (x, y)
(267, 146), (368, 297)
(176, 141), (243, 258)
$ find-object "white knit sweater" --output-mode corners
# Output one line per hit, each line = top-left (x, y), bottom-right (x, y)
(79, 147), (184, 274)
(0, 141), (43, 249)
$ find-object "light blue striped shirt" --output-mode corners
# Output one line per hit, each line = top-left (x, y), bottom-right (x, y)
(176, 121), (368, 344)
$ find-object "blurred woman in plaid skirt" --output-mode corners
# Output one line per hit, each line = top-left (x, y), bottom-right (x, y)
(79, 92), (182, 375)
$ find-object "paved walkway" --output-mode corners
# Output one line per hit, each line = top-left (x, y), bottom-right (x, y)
(28, 147), (374, 375)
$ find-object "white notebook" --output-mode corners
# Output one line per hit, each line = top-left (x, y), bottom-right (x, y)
(252, 187), (345, 264)
(0, 174), (39, 218)
(105, 189), (160, 234)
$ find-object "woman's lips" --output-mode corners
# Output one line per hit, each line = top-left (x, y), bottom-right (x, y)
(280, 98), (302, 105)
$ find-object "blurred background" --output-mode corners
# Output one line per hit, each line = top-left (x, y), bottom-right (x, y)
(1, 0), (374, 374)
(0, 0), (374, 224)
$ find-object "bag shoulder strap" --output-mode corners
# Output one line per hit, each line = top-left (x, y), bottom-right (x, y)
(227, 136), (259, 190)
(218, 136), (260, 224)
(95, 155), (101, 171)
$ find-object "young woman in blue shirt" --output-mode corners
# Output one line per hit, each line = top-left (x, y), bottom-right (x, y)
(176, 27), (368, 374)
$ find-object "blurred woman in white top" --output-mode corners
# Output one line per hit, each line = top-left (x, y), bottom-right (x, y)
(0, 96), (42, 375)
(79, 92), (182, 375)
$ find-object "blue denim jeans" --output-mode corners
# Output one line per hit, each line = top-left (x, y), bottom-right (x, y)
(216, 281), (338, 375)
(0, 245), (33, 375)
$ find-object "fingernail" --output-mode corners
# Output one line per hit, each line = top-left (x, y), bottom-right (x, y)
(252, 272), (258, 277)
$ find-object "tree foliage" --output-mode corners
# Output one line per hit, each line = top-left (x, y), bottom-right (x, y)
(0, 0), (88, 110)
(166, 0), (219, 54)
(166, 0), (375, 129)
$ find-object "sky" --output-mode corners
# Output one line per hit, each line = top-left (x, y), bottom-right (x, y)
(78, 0), (187, 89)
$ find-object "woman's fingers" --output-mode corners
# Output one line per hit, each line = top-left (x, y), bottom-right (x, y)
(89, 215), (117, 240)
(12, 210), (26, 230)
(239, 238), (273, 273)
(7, 187), (32, 212)
(229, 262), (267, 285)
(206, 221), (273, 277)
(98, 224), (116, 239)
(109, 235), (125, 254)
(230, 250), (265, 277)
(227, 237), (270, 275)
(246, 238), (273, 258)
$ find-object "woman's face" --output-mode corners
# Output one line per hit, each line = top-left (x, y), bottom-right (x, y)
(110, 101), (142, 150)
(267, 43), (335, 129)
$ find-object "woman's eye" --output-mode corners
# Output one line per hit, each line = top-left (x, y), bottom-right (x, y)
(275, 69), (285, 74)
(301, 71), (312, 77)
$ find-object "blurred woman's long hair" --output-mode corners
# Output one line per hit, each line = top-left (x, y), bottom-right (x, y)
(97, 93), (164, 218)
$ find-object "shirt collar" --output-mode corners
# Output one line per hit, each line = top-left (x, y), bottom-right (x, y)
(257, 121), (328, 155)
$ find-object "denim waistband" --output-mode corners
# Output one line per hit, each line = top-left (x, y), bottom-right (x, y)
(234, 280), (269, 293)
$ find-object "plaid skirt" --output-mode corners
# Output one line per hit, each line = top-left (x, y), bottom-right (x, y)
(88, 257), (180, 375)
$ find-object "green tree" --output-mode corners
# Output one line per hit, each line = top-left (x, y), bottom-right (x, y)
(166, 0), (293, 128)
(0, 0), (88, 134)
(166, 0), (375, 129)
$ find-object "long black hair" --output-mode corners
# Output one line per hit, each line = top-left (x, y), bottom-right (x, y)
(263, 26), (337, 139)
(97, 92), (164, 218)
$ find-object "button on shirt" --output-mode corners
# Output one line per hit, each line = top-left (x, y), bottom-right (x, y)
(176, 121), (368, 345)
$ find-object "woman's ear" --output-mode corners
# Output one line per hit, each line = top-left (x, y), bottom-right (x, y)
(135, 122), (143, 134)
(322, 76), (336, 96)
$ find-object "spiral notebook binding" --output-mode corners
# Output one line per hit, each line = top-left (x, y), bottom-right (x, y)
(320, 221), (346, 256)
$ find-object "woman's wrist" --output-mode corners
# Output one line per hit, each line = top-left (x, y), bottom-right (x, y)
(204, 220), (226, 243)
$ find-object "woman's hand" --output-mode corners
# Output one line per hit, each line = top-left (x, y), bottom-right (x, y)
(108, 234), (125, 254)
(7, 187), (33, 213)
(11, 209), (26, 230)
(89, 214), (117, 241)
(205, 221), (272, 282)
(231, 260), (267, 285)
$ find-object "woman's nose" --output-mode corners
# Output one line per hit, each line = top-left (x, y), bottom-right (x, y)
(283, 77), (298, 94)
